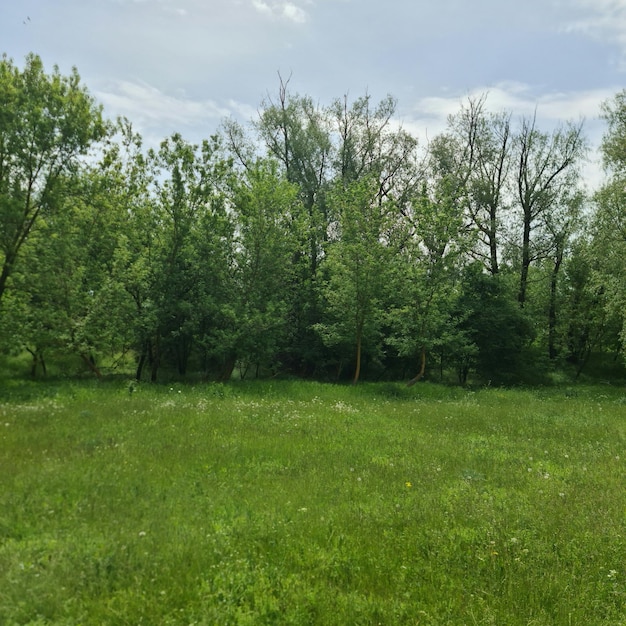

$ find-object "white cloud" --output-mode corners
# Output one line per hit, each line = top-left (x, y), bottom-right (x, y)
(565, 0), (626, 64)
(283, 3), (308, 23)
(95, 80), (252, 144)
(252, 0), (273, 17)
(251, 0), (309, 23)
(401, 82), (613, 190)
(408, 82), (612, 130)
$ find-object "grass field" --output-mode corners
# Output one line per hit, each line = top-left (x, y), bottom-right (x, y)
(1, 379), (626, 625)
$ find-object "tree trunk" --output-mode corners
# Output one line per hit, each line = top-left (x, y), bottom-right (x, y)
(27, 348), (45, 378)
(81, 353), (102, 379)
(518, 211), (531, 307)
(548, 248), (564, 360)
(218, 356), (236, 382)
(150, 334), (160, 382)
(352, 328), (362, 385)
(489, 208), (499, 275)
(0, 248), (18, 307)
(136, 341), (148, 381)
(406, 346), (426, 387)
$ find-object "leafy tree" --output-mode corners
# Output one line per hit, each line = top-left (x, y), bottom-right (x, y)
(385, 127), (472, 385)
(448, 96), (512, 275)
(0, 53), (106, 308)
(593, 91), (626, 358)
(254, 78), (333, 375)
(316, 176), (394, 383)
(559, 237), (620, 376)
(145, 133), (235, 379)
(6, 165), (130, 377)
(513, 116), (586, 307)
(455, 264), (533, 384)
(231, 159), (305, 377)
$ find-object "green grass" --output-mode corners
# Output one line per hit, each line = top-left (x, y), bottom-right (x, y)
(1, 379), (626, 625)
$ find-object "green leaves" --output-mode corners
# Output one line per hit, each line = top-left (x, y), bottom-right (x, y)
(0, 53), (105, 306)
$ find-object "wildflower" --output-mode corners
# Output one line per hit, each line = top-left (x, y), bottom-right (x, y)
(405, 481), (412, 488)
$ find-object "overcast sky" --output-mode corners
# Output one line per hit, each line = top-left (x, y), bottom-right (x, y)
(2, 0), (626, 188)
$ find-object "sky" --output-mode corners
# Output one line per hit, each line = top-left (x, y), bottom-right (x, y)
(2, 0), (626, 189)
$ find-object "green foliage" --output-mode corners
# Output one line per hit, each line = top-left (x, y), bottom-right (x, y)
(2, 381), (626, 624)
(0, 53), (106, 308)
(589, 90), (626, 361)
(454, 264), (534, 384)
(315, 176), (394, 383)
(2, 52), (622, 384)
(231, 159), (306, 374)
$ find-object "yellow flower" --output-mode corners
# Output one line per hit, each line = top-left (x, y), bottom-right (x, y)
(405, 481), (412, 488)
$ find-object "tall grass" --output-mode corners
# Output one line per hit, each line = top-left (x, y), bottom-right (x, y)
(1, 379), (626, 624)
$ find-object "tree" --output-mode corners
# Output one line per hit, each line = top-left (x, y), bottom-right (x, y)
(0, 53), (106, 308)
(316, 176), (394, 383)
(559, 237), (619, 376)
(514, 115), (586, 307)
(448, 95), (512, 275)
(144, 133), (236, 379)
(254, 77), (333, 375)
(593, 91), (626, 358)
(385, 129), (470, 385)
(543, 191), (584, 360)
(455, 263), (533, 384)
(230, 159), (305, 377)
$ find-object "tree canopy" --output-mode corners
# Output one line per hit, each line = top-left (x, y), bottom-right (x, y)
(1, 53), (624, 384)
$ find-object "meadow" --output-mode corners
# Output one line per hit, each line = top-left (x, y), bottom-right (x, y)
(1, 378), (626, 625)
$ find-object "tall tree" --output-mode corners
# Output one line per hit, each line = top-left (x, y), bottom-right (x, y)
(595, 92), (626, 342)
(0, 54), (106, 307)
(387, 134), (469, 385)
(316, 176), (394, 383)
(254, 77), (333, 374)
(230, 159), (305, 377)
(448, 96), (512, 275)
(514, 115), (586, 307)
(146, 133), (235, 379)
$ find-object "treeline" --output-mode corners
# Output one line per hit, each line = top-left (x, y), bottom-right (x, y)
(1, 54), (625, 384)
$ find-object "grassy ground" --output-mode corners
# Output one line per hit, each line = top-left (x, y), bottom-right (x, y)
(1, 379), (626, 625)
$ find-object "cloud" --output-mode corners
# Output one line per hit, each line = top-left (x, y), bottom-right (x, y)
(251, 0), (309, 23)
(406, 82), (612, 132)
(95, 80), (254, 145)
(565, 0), (626, 64)
(400, 81), (613, 190)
